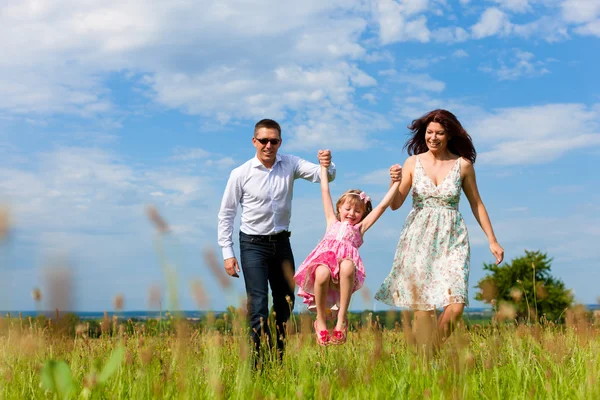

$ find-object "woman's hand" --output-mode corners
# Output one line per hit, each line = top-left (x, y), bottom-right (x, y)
(490, 241), (504, 265)
(389, 164), (402, 182)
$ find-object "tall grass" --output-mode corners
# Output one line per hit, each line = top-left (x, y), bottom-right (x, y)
(1, 206), (599, 399)
(0, 308), (599, 399)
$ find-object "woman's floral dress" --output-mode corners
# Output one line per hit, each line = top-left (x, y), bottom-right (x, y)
(375, 156), (470, 310)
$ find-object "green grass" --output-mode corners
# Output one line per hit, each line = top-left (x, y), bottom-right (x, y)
(1, 311), (599, 399)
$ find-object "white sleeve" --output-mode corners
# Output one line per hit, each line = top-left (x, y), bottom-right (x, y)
(293, 155), (336, 183)
(217, 169), (243, 260)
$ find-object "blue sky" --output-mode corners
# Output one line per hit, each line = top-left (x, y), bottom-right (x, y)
(0, 0), (599, 312)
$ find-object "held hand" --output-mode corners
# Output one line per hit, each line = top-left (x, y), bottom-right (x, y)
(224, 257), (240, 278)
(389, 164), (402, 182)
(318, 149), (332, 168)
(490, 242), (504, 265)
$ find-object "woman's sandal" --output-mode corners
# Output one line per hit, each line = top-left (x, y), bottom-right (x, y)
(331, 321), (348, 345)
(314, 320), (330, 346)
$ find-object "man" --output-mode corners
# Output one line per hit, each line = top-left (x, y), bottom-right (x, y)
(217, 119), (335, 361)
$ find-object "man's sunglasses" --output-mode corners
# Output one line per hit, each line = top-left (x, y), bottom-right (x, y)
(255, 138), (281, 145)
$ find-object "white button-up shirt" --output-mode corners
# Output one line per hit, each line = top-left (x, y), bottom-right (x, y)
(218, 153), (336, 260)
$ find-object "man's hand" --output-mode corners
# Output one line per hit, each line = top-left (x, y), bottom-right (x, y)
(224, 257), (240, 278)
(318, 149), (332, 168)
(389, 164), (402, 182)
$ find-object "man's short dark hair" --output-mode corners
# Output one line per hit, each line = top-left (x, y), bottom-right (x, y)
(254, 119), (281, 137)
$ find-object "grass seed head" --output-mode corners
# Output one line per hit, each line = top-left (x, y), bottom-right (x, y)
(361, 286), (371, 303)
(141, 347), (154, 365)
(76, 324), (87, 337)
(31, 288), (42, 303)
(536, 282), (548, 300)
(203, 248), (231, 289)
(190, 280), (209, 308)
(148, 285), (162, 308)
(0, 207), (9, 240)
(479, 278), (498, 303)
(114, 294), (124, 311)
(497, 302), (517, 322)
(43, 263), (73, 315)
(146, 205), (169, 234)
(510, 287), (523, 302)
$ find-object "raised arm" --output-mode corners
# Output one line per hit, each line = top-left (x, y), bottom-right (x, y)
(461, 159), (504, 264)
(294, 149), (336, 183)
(390, 156), (416, 211)
(359, 179), (401, 235)
(320, 165), (337, 227)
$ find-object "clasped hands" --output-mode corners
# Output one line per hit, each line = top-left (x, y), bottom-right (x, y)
(389, 164), (402, 182)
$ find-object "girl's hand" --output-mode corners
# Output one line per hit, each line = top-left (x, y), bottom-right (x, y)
(389, 164), (402, 182)
(490, 241), (504, 264)
(318, 149), (332, 168)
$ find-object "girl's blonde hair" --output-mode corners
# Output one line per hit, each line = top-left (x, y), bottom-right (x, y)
(335, 189), (373, 221)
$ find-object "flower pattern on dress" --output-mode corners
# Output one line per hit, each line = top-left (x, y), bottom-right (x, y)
(375, 156), (470, 310)
(294, 220), (366, 311)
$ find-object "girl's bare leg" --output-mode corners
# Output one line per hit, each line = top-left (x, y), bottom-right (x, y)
(314, 265), (331, 331)
(336, 260), (355, 331)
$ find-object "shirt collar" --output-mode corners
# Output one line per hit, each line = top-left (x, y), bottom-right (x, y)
(252, 154), (282, 169)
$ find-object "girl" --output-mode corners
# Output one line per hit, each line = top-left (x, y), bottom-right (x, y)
(294, 164), (401, 346)
(375, 109), (504, 346)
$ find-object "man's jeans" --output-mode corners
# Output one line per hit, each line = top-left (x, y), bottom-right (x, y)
(239, 231), (295, 359)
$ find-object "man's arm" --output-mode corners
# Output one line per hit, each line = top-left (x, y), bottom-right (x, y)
(293, 150), (336, 182)
(217, 169), (243, 277)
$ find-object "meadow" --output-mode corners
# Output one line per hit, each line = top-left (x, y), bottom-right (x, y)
(0, 305), (599, 399)
(1, 208), (600, 399)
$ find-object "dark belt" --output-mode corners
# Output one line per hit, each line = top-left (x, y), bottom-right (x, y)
(240, 230), (291, 242)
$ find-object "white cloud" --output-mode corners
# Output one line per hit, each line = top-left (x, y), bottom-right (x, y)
(493, 0), (531, 13)
(472, 8), (513, 38)
(363, 51), (396, 64)
(362, 93), (377, 104)
(575, 19), (600, 37)
(469, 7), (572, 42)
(512, 16), (570, 42)
(405, 56), (446, 69)
(471, 103), (600, 165)
(357, 168), (391, 185)
(286, 105), (392, 151)
(170, 147), (210, 161)
(479, 49), (551, 80)
(392, 73), (446, 92)
(453, 49), (469, 58)
(0, 0), (380, 133)
(0, 145), (234, 243)
(390, 94), (600, 166)
(561, 0), (600, 23)
(378, 69), (398, 76)
(432, 26), (470, 42)
(373, 0), (431, 44)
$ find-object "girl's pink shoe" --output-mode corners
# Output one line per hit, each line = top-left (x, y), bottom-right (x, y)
(331, 321), (348, 345)
(314, 321), (330, 346)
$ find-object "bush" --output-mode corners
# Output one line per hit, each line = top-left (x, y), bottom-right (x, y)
(475, 250), (573, 323)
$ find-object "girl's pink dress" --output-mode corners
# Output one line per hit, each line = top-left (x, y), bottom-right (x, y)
(294, 220), (366, 311)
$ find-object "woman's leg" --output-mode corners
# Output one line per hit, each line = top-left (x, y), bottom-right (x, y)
(336, 259), (356, 331)
(437, 303), (465, 342)
(413, 310), (437, 355)
(314, 264), (331, 331)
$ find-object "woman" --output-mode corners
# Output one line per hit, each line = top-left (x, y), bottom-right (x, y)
(375, 109), (504, 345)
